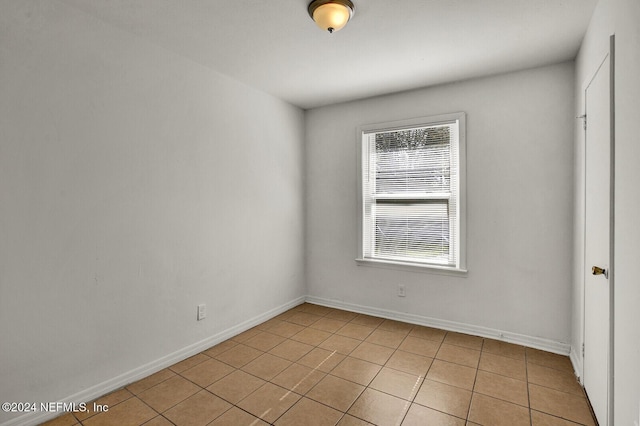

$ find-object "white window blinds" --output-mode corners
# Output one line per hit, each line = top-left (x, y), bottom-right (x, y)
(361, 117), (462, 268)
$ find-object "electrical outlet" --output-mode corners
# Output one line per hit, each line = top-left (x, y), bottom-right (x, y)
(197, 304), (206, 321)
(397, 284), (406, 297)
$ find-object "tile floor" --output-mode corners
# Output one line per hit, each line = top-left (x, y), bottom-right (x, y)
(42, 303), (597, 426)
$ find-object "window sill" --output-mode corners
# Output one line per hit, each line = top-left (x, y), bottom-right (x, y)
(355, 258), (468, 277)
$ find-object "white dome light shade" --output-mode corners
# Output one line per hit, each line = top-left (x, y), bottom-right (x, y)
(308, 0), (355, 33)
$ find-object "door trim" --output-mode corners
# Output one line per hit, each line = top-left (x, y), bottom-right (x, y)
(608, 33), (615, 426)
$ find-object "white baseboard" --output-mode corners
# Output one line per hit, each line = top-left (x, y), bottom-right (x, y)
(1, 296), (305, 426)
(305, 296), (572, 355)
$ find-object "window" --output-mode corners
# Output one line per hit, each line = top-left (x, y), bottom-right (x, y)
(357, 113), (466, 273)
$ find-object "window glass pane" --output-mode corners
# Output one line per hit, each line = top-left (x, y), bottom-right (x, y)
(374, 202), (449, 263)
(374, 127), (451, 194)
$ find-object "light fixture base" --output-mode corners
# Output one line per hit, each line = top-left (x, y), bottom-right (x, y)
(308, 0), (355, 33)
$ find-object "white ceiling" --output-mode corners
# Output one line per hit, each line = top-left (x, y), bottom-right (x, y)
(61, 0), (597, 109)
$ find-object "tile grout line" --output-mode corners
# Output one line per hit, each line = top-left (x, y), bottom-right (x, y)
(526, 346), (533, 426)
(465, 336), (483, 424)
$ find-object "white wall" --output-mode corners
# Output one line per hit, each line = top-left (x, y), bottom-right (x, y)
(572, 0), (640, 424)
(0, 1), (305, 423)
(305, 63), (575, 346)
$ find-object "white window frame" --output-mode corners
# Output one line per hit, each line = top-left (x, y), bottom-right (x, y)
(356, 112), (467, 275)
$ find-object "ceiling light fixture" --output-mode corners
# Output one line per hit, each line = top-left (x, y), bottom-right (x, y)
(308, 0), (355, 33)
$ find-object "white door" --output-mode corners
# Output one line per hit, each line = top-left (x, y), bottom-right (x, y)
(583, 39), (614, 426)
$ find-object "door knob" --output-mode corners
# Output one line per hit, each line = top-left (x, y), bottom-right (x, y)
(592, 266), (608, 278)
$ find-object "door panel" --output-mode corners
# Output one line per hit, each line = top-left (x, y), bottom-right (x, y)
(583, 47), (613, 426)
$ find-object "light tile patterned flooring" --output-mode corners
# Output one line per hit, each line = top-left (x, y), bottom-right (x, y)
(42, 303), (597, 426)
